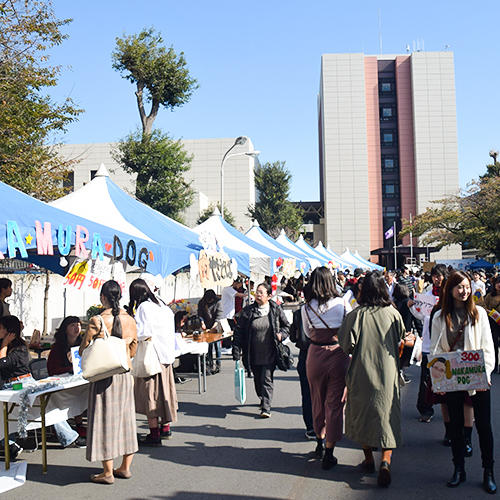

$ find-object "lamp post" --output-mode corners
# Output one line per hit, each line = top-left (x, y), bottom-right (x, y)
(220, 136), (259, 219)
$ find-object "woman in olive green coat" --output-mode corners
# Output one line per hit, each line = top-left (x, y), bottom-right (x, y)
(338, 270), (405, 488)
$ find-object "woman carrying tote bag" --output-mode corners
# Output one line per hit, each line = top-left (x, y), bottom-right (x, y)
(79, 280), (138, 484)
(127, 279), (178, 447)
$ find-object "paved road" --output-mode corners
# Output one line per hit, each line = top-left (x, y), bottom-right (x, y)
(3, 351), (499, 500)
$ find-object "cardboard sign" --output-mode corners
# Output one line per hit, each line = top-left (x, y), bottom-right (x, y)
(198, 250), (233, 287)
(413, 292), (439, 316)
(428, 350), (488, 392)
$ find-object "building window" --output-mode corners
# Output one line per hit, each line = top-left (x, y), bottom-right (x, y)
(383, 183), (399, 199)
(383, 205), (400, 218)
(382, 132), (393, 145)
(379, 80), (395, 95)
(381, 129), (397, 146)
(382, 156), (398, 171)
(380, 106), (395, 121)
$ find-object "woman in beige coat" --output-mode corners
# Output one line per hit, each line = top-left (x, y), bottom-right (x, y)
(80, 280), (138, 484)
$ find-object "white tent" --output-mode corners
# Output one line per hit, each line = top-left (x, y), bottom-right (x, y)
(194, 213), (275, 278)
(275, 230), (322, 270)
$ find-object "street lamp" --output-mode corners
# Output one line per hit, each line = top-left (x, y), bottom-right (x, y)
(220, 136), (259, 219)
(489, 149), (499, 164)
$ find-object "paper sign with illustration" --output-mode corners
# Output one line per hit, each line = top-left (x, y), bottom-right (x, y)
(428, 350), (488, 392)
(71, 346), (83, 375)
(413, 293), (439, 316)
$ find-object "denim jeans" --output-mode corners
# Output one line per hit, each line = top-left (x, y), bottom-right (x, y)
(53, 420), (78, 447)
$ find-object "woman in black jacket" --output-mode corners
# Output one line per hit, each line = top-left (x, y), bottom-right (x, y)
(232, 282), (290, 417)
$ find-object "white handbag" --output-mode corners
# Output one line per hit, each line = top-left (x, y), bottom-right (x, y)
(81, 315), (130, 382)
(132, 338), (162, 378)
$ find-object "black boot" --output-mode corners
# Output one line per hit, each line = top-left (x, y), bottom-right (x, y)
(314, 437), (324, 459)
(321, 447), (338, 470)
(483, 468), (497, 495)
(447, 465), (466, 487)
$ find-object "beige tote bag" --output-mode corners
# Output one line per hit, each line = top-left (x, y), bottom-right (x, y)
(81, 315), (130, 382)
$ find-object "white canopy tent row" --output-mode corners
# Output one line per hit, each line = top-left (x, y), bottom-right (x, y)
(339, 248), (379, 271)
(275, 230), (323, 270)
(245, 221), (311, 276)
(194, 213), (281, 283)
(314, 241), (352, 270)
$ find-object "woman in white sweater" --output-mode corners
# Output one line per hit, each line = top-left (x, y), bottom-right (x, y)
(430, 271), (496, 494)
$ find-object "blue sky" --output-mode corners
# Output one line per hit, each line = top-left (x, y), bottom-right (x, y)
(49, 0), (500, 200)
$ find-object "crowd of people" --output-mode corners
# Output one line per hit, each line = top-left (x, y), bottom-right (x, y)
(0, 263), (498, 493)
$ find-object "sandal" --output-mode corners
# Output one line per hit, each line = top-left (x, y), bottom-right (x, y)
(113, 469), (132, 479)
(90, 474), (114, 485)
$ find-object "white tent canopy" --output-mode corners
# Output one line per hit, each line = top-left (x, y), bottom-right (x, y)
(275, 230), (322, 270)
(194, 214), (271, 277)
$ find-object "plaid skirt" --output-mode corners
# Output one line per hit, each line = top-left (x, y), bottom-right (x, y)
(86, 372), (138, 462)
(134, 364), (178, 423)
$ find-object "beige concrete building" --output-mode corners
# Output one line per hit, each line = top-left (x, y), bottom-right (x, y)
(58, 138), (258, 230)
(318, 51), (461, 266)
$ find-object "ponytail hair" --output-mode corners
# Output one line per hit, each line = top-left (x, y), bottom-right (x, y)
(101, 280), (123, 338)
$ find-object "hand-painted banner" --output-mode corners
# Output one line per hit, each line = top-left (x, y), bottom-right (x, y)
(429, 350), (488, 392)
(198, 250), (233, 287)
(5, 220), (153, 272)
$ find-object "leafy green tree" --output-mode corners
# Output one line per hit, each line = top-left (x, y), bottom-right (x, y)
(113, 129), (194, 222)
(401, 164), (500, 260)
(0, 0), (82, 200)
(112, 28), (198, 135)
(197, 203), (235, 227)
(248, 161), (303, 238)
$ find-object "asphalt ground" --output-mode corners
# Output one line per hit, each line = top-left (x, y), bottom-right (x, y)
(3, 349), (499, 500)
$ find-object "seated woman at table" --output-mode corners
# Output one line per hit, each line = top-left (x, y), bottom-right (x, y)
(0, 315), (30, 386)
(80, 280), (138, 484)
(0, 315), (85, 450)
(47, 315), (87, 439)
(128, 279), (178, 446)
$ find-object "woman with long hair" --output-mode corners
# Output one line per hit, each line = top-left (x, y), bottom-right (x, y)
(47, 315), (87, 443)
(128, 278), (177, 446)
(79, 280), (138, 484)
(302, 267), (351, 469)
(48, 316), (82, 376)
(338, 271), (405, 487)
(430, 271), (496, 493)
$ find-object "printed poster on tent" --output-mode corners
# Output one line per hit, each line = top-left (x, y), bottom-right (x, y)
(429, 350), (488, 393)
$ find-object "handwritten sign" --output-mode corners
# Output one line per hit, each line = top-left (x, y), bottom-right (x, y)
(428, 350), (488, 392)
(198, 250), (233, 287)
(63, 260), (89, 290)
(413, 292), (439, 316)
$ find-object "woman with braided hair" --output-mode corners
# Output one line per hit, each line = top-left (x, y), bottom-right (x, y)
(80, 280), (138, 484)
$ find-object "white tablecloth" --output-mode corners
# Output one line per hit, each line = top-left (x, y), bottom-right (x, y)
(0, 375), (88, 433)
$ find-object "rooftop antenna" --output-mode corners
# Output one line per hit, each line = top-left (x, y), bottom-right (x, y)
(422, 39), (425, 51)
(405, 44), (411, 53)
(378, 9), (383, 54)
